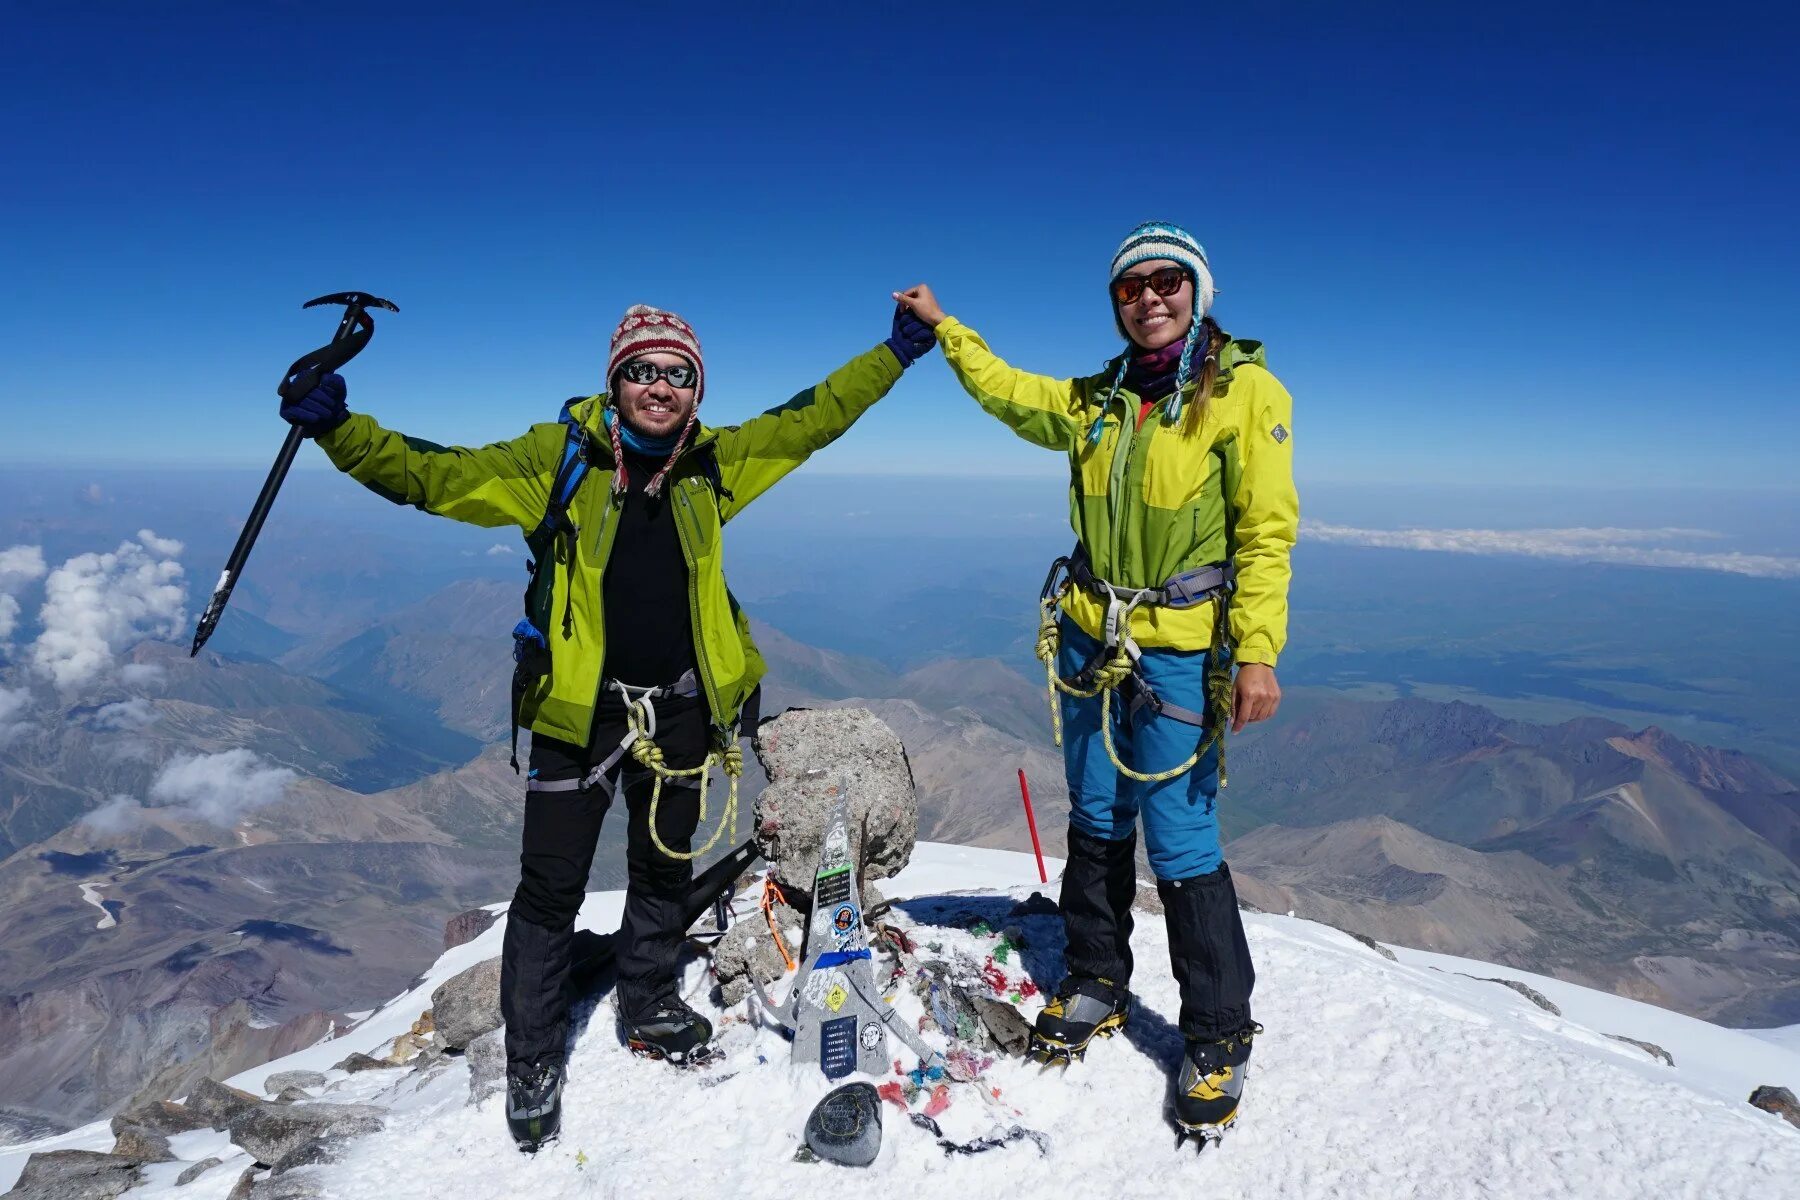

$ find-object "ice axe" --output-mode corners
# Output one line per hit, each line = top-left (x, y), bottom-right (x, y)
(189, 291), (399, 656)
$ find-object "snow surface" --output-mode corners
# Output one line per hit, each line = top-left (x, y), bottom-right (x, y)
(5, 843), (1797, 1199)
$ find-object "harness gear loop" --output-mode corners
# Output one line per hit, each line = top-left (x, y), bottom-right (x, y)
(1034, 551), (1238, 787)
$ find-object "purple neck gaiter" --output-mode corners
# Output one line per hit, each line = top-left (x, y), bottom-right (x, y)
(1122, 338), (1186, 400)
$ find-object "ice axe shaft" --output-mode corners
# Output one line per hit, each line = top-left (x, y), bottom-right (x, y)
(190, 292), (398, 656)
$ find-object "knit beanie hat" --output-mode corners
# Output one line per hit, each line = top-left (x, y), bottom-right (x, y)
(1103, 221), (1218, 426)
(605, 304), (705, 498)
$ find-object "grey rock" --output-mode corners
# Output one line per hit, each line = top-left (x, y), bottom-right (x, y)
(970, 996), (1033, 1057)
(176, 1157), (225, 1186)
(249, 1170), (329, 1199)
(227, 1166), (259, 1200)
(444, 907), (500, 950)
(6, 1150), (142, 1199)
(713, 894), (801, 1006)
(466, 1027), (507, 1105)
(430, 956), (503, 1050)
(1605, 1034), (1674, 1066)
(1459, 974), (1561, 1016)
(107, 1099), (209, 1139)
(186, 1077), (264, 1130)
(1749, 1084), (1800, 1130)
(274, 1087), (314, 1103)
(751, 708), (918, 894)
(263, 1070), (327, 1095)
(227, 1100), (385, 1168)
(331, 1052), (394, 1075)
(1348, 931), (1398, 962)
(107, 1124), (173, 1164)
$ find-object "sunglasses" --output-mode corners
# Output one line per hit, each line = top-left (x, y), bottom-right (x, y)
(619, 359), (698, 389)
(1110, 266), (1189, 306)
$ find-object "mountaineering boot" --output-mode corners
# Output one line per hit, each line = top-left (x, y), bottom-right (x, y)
(1173, 1024), (1261, 1147)
(622, 990), (715, 1066)
(1029, 975), (1130, 1065)
(505, 1060), (563, 1152)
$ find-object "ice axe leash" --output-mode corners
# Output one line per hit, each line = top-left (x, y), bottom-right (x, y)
(190, 292), (399, 656)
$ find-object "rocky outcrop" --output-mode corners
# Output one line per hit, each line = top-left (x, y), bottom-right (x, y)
(263, 1070), (327, 1095)
(444, 907), (500, 950)
(1605, 1034), (1674, 1066)
(429, 957), (502, 1050)
(331, 1051), (395, 1075)
(107, 1098), (207, 1139)
(107, 1124), (174, 1164)
(227, 1100), (385, 1170)
(1749, 1084), (1800, 1130)
(5, 1150), (142, 1199)
(1462, 975), (1561, 1016)
(751, 708), (917, 894)
(712, 709), (919, 1005)
(185, 1076), (263, 1130)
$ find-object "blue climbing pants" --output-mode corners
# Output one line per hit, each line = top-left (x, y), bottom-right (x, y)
(1057, 616), (1223, 881)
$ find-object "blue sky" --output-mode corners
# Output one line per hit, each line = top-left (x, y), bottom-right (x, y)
(2, 2), (1794, 491)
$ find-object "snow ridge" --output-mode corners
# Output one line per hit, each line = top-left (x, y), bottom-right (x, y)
(3, 844), (1796, 1199)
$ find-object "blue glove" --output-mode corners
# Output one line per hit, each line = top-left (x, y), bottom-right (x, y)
(884, 306), (937, 369)
(280, 372), (350, 437)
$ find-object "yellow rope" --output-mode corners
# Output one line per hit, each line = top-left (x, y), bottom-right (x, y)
(626, 699), (742, 863)
(1034, 593), (1230, 786)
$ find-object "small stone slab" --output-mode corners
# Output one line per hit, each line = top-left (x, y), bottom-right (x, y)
(7, 1150), (143, 1200)
(264, 1070), (327, 1095)
(186, 1077), (264, 1130)
(176, 1157), (226, 1186)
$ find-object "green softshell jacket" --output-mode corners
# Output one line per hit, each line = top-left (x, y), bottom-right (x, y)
(317, 342), (904, 748)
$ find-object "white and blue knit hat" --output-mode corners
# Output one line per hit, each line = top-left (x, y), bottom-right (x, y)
(1102, 220), (1218, 426)
(1109, 220), (1215, 325)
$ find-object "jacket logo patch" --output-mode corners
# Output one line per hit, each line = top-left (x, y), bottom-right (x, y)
(1270, 423), (1289, 444)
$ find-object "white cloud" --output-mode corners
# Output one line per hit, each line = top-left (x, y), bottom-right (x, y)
(119, 663), (167, 688)
(148, 748), (296, 826)
(1302, 523), (1800, 580)
(0, 684), (32, 746)
(77, 483), (107, 507)
(30, 532), (187, 692)
(88, 698), (159, 732)
(487, 543), (516, 557)
(84, 794), (146, 834)
(0, 545), (49, 649)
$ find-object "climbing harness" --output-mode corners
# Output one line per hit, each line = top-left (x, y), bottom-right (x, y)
(1035, 547), (1238, 786)
(524, 668), (743, 863)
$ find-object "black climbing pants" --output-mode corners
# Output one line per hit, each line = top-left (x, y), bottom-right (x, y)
(500, 693), (709, 1071)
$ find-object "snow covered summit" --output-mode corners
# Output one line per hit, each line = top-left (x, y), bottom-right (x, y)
(4, 843), (1796, 1199)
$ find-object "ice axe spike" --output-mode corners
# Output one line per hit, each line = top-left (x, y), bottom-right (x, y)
(189, 291), (399, 657)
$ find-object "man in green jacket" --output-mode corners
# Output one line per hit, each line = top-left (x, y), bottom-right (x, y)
(281, 302), (935, 1150)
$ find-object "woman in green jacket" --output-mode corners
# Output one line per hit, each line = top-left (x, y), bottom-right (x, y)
(896, 220), (1297, 1142)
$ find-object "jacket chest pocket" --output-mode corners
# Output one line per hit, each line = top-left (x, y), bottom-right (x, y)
(1141, 427), (1221, 511)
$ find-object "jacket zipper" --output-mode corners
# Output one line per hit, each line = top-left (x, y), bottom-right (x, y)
(672, 482), (722, 729)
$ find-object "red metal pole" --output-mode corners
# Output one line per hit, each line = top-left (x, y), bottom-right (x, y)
(1018, 768), (1048, 883)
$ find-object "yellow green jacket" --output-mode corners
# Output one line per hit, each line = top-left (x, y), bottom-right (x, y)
(317, 343), (904, 747)
(936, 316), (1298, 666)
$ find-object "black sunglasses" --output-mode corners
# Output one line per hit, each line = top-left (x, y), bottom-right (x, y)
(620, 359), (698, 389)
(1110, 266), (1189, 306)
